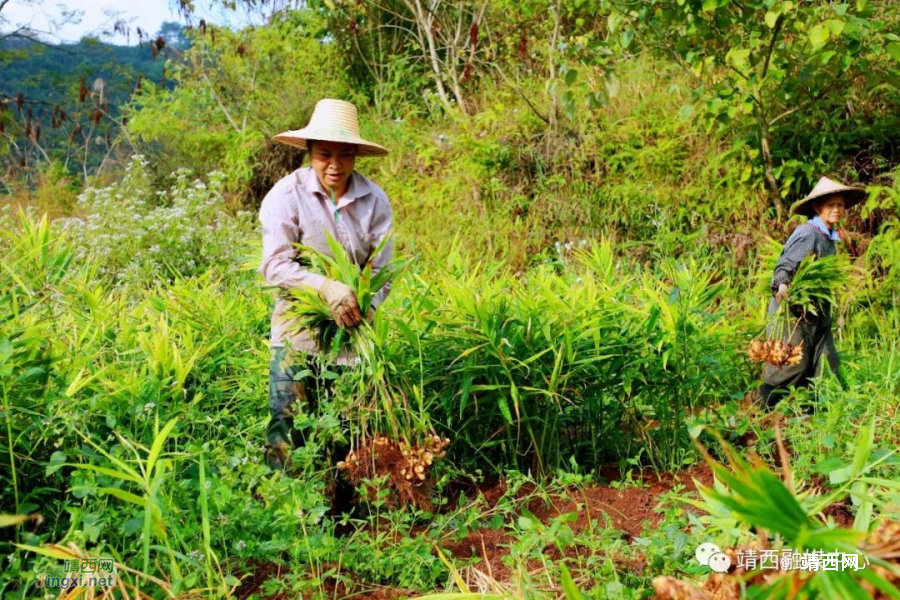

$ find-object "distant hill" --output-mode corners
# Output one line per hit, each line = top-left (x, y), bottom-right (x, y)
(0, 23), (187, 105)
(0, 23), (186, 176)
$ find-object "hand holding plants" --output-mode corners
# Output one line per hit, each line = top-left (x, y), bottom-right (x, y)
(284, 230), (403, 355)
(319, 279), (363, 328)
(775, 283), (789, 304)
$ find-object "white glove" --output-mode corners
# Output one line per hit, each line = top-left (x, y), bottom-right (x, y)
(775, 283), (790, 304)
(319, 279), (362, 328)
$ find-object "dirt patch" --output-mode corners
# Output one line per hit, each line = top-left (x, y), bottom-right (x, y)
(440, 465), (713, 583)
(526, 465), (714, 540)
(339, 435), (450, 511)
(234, 560), (411, 600)
(441, 477), (507, 512)
(234, 561), (289, 600)
(442, 528), (516, 581)
(821, 499), (855, 528)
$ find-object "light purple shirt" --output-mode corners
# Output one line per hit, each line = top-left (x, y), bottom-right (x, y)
(259, 167), (393, 358)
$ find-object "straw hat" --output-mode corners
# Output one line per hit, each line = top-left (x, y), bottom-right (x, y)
(273, 99), (388, 157)
(790, 176), (866, 217)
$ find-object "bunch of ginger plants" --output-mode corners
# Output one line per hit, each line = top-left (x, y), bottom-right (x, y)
(750, 241), (851, 368)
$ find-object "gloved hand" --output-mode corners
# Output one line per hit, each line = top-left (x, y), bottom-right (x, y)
(319, 279), (363, 328)
(775, 283), (790, 304)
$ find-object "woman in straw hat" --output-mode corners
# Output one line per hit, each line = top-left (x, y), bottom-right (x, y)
(757, 176), (866, 408)
(258, 99), (392, 476)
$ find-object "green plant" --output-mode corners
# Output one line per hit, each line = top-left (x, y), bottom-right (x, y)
(688, 428), (900, 599)
(283, 229), (402, 356)
(57, 156), (254, 286)
(617, 0), (900, 213)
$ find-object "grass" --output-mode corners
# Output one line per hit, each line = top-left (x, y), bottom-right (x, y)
(1, 55), (899, 599)
(2, 206), (897, 598)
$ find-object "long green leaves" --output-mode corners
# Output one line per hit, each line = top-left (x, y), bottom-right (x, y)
(759, 237), (850, 316)
(283, 229), (405, 356)
(695, 431), (900, 600)
(341, 242), (745, 474)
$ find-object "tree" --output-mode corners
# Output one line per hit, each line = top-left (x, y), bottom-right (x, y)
(615, 0), (900, 217)
(123, 10), (348, 204)
(0, 2), (165, 186)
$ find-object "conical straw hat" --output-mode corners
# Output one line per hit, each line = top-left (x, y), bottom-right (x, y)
(790, 176), (866, 217)
(273, 99), (388, 157)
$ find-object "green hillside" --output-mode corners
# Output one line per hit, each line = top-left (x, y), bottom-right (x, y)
(1, 3), (900, 599)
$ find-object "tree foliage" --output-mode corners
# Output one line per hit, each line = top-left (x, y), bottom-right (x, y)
(614, 0), (900, 214)
(124, 11), (350, 203)
(0, 31), (168, 186)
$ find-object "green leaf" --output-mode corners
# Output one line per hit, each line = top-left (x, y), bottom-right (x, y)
(496, 394), (512, 424)
(826, 19), (845, 36)
(702, 0), (717, 11)
(46, 451), (67, 476)
(887, 42), (900, 62)
(820, 50), (837, 65)
(829, 465), (852, 485)
(809, 24), (830, 49)
(14, 543), (77, 560)
(727, 48), (751, 72)
(765, 11), (779, 29)
(559, 564), (584, 600)
(69, 463), (143, 486)
(98, 487), (147, 507)
(833, 3), (849, 16)
(564, 68), (578, 86)
(607, 12), (622, 34)
(147, 418), (178, 478)
(688, 423), (705, 440)
(619, 30), (634, 49)
(518, 514), (537, 531)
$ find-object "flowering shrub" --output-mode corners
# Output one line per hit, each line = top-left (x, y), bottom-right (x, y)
(58, 155), (255, 285)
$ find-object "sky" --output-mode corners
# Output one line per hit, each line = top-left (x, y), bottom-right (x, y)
(0, 0), (264, 45)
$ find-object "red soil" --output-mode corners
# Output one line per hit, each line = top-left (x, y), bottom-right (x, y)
(440, 465), (715, 582)
(235, 462), (869, 598)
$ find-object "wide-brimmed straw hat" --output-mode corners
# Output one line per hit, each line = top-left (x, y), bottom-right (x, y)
(273, 99), (388, 157)
(790, 176), (866, 217)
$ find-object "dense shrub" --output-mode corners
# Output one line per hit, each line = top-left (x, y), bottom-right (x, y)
(57, 156), (254, 285)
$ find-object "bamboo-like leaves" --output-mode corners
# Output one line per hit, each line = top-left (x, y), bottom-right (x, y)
(283, 229), (405, 356)
(695, 432), (900, 600)
(71, 419), (180, 576)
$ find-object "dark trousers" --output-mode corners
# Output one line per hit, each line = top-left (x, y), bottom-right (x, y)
(264, 347), (356, 512)
(758, 298), (843, 408)
(265, 347), (344, 468)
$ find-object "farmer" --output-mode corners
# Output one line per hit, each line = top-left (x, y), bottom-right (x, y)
(258, 98), (393, 473)
(757, 176), (866, 408)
